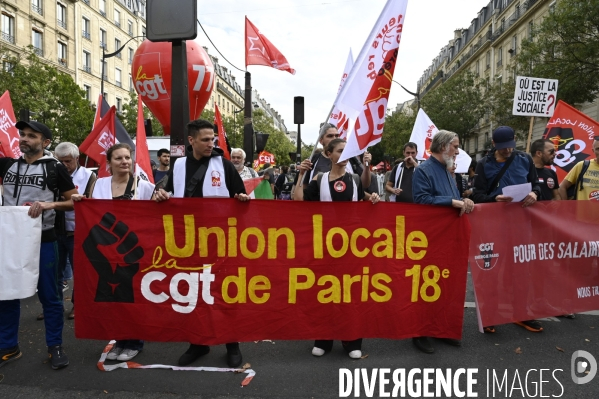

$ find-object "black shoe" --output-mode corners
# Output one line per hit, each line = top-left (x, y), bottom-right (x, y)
(178, 344), (210, 366)
(439, 338), (461, 347)
(0, 346), (22, 368)
(48, 345), (69, 370)
(412, 337), (434, 354)
(226, 343), (243, 368)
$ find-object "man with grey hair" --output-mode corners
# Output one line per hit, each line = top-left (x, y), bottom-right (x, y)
(230, 148), (257, 180)
(54, 142), (96, 320)
(411, 130), (473, 354)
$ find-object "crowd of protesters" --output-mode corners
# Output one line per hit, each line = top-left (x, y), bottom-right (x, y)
(1, 117), (597, 370)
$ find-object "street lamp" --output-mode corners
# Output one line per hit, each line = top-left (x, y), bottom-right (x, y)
(392, 80), (420, 109)
(101, 35), (145, 96)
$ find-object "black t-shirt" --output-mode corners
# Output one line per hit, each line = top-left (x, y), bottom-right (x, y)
(388, 164), (415, 203)
(536, 167), (560, 201)
(301, 154), (332, 185)
(163, 150), (245, 198)
(303, 173), (365, 202)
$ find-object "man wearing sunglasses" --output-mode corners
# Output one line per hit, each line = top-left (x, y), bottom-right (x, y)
(530, 139), (561, 200)
(558, 137), (599, 201)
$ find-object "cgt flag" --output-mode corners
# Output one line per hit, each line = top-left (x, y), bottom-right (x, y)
(96, 95), (135, 149)
(337, 0), (408, 162)
(245, 17), (295, 75)
(543, 100), (599, 182)
(135, 96), (154, 184)
(328, 49), (354, 140)
(0, 91), (22, 159)
(80, 106), (117, 178)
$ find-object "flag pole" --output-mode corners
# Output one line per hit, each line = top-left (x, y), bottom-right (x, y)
(525, 116), (535, 153)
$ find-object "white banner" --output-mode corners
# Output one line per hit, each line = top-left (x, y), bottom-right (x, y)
(0, 207), (41, 300)
(328, 49), (354, 139)
(408, 108), (472, 174)
(512, 76), (559, 117)
(336, 0), (409, 162)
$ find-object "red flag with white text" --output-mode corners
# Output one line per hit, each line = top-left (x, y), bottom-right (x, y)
(542, 100), (599, 183)
(245, 17), (295, 75)
(214, 104), (230, 160)
(336, 0), (408, 162)
(0, 91), (22, 159)
(328, 49), (354, 140)
(80, 107), (116, 178)
(135, 97), (154, 184)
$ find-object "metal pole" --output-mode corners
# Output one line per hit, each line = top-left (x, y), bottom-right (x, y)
(296, 124), (301, 164)
(100, 47), (105, 96)
(243, 72), (254, 165)
(170, 40), (189, 157)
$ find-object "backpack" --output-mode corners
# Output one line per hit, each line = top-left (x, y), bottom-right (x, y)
(1, 158), (60, 201)
(567, 160), (591, 200)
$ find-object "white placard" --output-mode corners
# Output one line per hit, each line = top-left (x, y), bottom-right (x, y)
(512, 76), (558, 117)
(0, 207), (41, 300)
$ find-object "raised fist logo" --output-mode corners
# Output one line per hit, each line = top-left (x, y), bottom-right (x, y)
(83, 212), (144, 302)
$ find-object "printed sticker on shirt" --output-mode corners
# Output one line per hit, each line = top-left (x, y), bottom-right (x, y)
(211, 171), (221, 187)
(546, 177), (555, 189)
(589, 190), (599, 201)
(537, 178), (544, 184)
(333, 180), (346, 193)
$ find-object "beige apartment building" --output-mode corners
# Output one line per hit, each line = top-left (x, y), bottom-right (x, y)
(416, 0), (599, 159)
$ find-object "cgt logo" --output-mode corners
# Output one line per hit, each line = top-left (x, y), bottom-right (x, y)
(474, 242), (499, 270)
(571, 350), (597, 384)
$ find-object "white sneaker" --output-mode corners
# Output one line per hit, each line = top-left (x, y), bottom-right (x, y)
(117, 349), (139, 361)
(311, 347), (325, 356)
(348, 350), (362, 359)
(106, 346), (122, 360)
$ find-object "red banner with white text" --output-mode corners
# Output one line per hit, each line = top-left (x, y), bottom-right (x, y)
(74, 200), (470, 344)
(469, 202), (599, 330)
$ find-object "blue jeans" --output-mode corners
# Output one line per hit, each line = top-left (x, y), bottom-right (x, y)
(57, 234), (74, 282)
(0, 241), (63, 349)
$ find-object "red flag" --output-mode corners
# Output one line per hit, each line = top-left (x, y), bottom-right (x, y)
(243, 176), (263, 196)
(253, 151), (275, 171)
(214, 104), (230, 160)
(135, 97), (154, 183)
(245, 17), (295, 75)
(80, 107), (117, 178)
(0, 91), (22, 158)
(543, 100), (599, 182)
(92, 94), (103, 128)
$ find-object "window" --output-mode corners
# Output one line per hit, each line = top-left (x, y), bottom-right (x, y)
(83, 84), (91, 101)
(129, 74), (133, 90)
(32, 29), (43, 56)
(58, 41), (67, 66)
(115, 68), (122, 87)
(82, 17), (90, 40)
(127, 20), (133, 35)
(485, 51), (490, 69)
(114, 9), (121, 27)
(497, 47), (503, 66)
(475, 60), (480, 76)
(32, 0), (43, 16)
(511, 35), (517, 56)
(83, 50), (91, 72)
(528, 21), (534, 40)
(128, 47), (133, 64)
(100, 28), (106, 49)
(102, 60), (108, 79)
(103, 92), (108, 100)
(1, 13), (15, 44)
(3, 60), (14, 72)
(99, 0), (106, 16)
(114, 38), (121, 57)
(500, 18), (505, 32)
(57, 3), (67, 29)
(141, 25), (146, 38)
(116, 97), (122, 112)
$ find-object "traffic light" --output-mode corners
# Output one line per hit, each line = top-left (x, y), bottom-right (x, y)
(255, 132), (269, 153)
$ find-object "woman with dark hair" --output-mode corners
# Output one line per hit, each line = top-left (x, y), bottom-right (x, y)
(298, 138), (380, 359)
(72, 143), (154, 361)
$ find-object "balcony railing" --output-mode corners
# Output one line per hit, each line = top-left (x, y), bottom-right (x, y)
(128, 29), (133, 36)
(58, 57), (67, 66)
(128, 58), (132, 65)
(57, 19), (67, 29)
(115, 21), (121, 28)
(32, 4), (43, 15)
(100, 41), (107, 49)
(102, 74), (108, 80)
(116, 53), (121, 59)
(100, 10), (106, 17)
(497, 59), (503, 67)
(82, 30), (90, 40)
(1, 32), (15, 44)
(82, 0), (89, 4)
(33, 47), (43, 57)
(83, 65), (91, 73)
(116, 81), (122, 88)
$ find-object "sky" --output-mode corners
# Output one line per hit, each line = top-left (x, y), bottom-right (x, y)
(194, 0), (491, 145)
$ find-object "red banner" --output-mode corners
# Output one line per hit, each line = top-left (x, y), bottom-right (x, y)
(469, 202), (599, 330)
(74, 200), (470, 344)
(0, 91), (22, 159)
(213, 104), (230, 160)
(80, 106), (116, 178)
(543, 100), (598, 182)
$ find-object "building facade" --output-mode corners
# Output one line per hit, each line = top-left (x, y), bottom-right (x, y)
(415, 0), (599, 159)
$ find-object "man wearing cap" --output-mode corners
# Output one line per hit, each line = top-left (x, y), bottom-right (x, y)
(471, 126), (542, 334)
(0, 121), (77, 370)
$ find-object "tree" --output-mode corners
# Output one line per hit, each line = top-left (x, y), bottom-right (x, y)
(420, 71), (486, 144)
(378, 107), (417, 160)
(485, 76), (530, 138)
(121, 90), (165, 137)
(0, 47), (94, 145)
(516, 0), (599, 105)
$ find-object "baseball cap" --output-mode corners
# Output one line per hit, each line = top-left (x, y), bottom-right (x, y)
(15, 120), (52, 140)
(492, 126), (515, 150)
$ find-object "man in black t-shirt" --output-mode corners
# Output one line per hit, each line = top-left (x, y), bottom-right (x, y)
(530, 139), (561, 201)
(386, 142), (418, 203)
